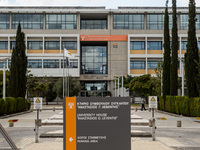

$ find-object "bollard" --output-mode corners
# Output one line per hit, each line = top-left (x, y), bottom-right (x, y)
(177, 121), (181, 127)
(53, 107), (55, 111)
(9, 122), (14, 127)
(135, 108), (137, 112)
(149, 119), (153, 127)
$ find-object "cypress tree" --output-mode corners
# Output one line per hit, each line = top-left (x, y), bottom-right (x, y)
(170, 0), (178, 96)
(163, 0), (171, 99)
(185, 0), (199, 98)
(9, 21), (27, 98)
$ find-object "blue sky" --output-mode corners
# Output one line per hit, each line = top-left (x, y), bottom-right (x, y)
(0, 0), (199, 9)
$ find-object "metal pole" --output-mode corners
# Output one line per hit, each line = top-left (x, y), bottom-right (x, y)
(182, 65), (184, 96)
(118, 76), (120, 97)
(122, 74), (124, 97)
(161, 71), (163, 96)
(152, 108), (155, 141)
(35, 109), (39, 143)
(66, 58), (68, 97)
(3, 62), (6, 100)
(68, 65), (69, 97)
(114, 80), (116, 97)
(63, 57), (65, 98)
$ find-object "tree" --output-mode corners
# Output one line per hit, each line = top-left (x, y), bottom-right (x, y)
(170, 0), (178, 96)
(185, 0), (199, 98)
(9, 21), (27, 98)
(163, 0), (171, 99)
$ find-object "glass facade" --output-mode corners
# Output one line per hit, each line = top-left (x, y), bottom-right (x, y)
(81, 46), (107, 74)
(113, 14), (144, 29)
(0, 14), (9, 29)
(81, 81), (107, 91)
(81, 20), (107, 29)
(28, 59), (42, 68)
(12, 14), (43, 29)
(46, 14), (77, 29)
(147, 61), (158, 69)
(181, 41), (187, 50)
(45, 41), (60, 50)
(28, 41), (43, 50)
(10, 41), (15, 49)
(180, 14), (188, 30)
(61, 59), (78, 68)
(130, 61), (145, 69)
(147, 41), (162, 50)
(130, 41), (145, 50)
(0, 61), (7, 68)
(62, 41), (77, 50)
(0, 41), (8, 49)
(147, 14), (172, 29)
(43, 59), (59, 68)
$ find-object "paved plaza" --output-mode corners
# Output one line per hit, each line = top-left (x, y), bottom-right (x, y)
(0, 105), (200, 150)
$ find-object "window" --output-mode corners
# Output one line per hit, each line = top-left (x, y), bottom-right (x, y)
(81, 46), (107, 74)
(0, 61), (7, 68)
(46, 14), (77, 29)
(147, 14), (172, 29)
(81, 81), (107, 91)
(28, 59), (42, 68)
(0, 14), (10, 29)
(147, 61), (158, 69)
(61, 59), (78, 68)
(130, 61), (145, 69)
(0, 41), (8, 49)
(196, 14), (200, 30)
(147, 41), (162, 50)
(181, 41), (187, 50)
(130, 41), (145, 50)
(10, 41), (15, 49)
(62, 41), (77, 50)
(81, 20), (107, 29)
(180, 14), (188, 30)
(45, 41), (60, 50)
(12, 14), (43, 29)
(28, 41), (43, 50)
(43, 59), (59, 68)
(113, 14), (144, 29)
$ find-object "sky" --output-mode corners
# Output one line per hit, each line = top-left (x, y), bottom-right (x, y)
(0, 0), (200, 9)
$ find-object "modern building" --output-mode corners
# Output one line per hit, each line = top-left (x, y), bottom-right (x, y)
(0, 6), (200, 97)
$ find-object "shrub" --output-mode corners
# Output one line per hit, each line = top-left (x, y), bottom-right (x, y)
(0, 98), (5, 115)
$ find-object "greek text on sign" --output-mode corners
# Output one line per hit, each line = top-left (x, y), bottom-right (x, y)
(34, 97), (43, 110)
(149, 96), (157, 108)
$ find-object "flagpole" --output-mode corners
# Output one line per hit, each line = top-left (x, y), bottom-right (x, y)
(66, 57), (68, 97)
(68, 61), (69, 97)
(63, 50), (65, 98)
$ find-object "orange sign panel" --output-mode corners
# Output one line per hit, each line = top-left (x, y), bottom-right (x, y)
(65, 97), (76, 150)
(80, 35), (127, 41)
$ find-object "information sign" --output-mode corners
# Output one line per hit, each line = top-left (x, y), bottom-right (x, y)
(64, 97), (131, 150)
(148, 96), (157, 109)
(33, 97), (43, 110)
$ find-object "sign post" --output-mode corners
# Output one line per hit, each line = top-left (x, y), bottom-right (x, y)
(64, 97), (130, 150)
(149, 96), (157, 141)
(33, 97), (43, 143)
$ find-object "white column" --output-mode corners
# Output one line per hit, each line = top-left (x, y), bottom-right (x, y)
(60, 36), (62, 54)
(43, 36), (45, 54)
(145, 37), (148, 74)
(3, 62), (6, 100)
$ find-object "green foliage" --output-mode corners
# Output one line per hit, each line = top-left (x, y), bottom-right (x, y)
(0, 97), (30, 116)
(9, 21), (27, 98)
(163, 0), (171, 99)
(0, 71), (10, 98)
(158, 96), (200, 117)
(170, 0), (178, 96)
(185, 0), (199, 98)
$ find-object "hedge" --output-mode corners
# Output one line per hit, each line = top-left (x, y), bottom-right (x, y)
(0, 97), (31, 116)
(158, 96), (200, 117)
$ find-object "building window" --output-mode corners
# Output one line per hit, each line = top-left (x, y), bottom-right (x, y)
(43, 59), (59, 68)
(147, 41), (162, 50)
(181, 41), (187, 50)
(28, 59), (42, 68)
(62, 41), (77, 50)
(130, 61), (145, 69)
(46, 14), (77, 29)
(0, 61), (7, 68)
(0, 14), (10, 29)
(28, 41), (43, 50)
(147, 14), (172, 30)
(81, 46), (107, 74)
(147, 61), (158, 69)
(113, 14), (144, 29)
(180, 14), (188, 30)
(0, 41), (8, 49)
(130, 41), (145, 50)
(81, 81), (107, 91)
(12, 14), (43, 29)
(45, 41), (60, 50)
(196, 14), (200, 30)
(10, 41), (15, 49)
(81, 20), (107, 29)
(61, 59), (78, 68)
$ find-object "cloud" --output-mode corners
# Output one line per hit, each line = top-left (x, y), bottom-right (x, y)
(0, 0), (9, 5)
